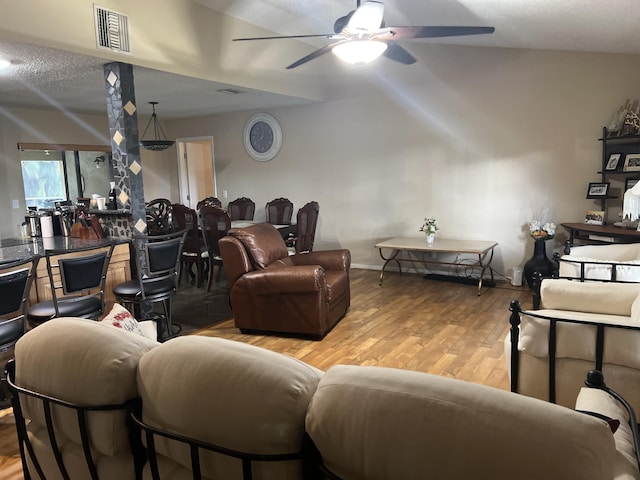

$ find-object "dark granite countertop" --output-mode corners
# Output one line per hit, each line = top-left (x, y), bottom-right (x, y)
(0, 236), (129, 263)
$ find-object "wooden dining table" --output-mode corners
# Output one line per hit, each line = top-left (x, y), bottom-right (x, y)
(230, 221), (296, 240)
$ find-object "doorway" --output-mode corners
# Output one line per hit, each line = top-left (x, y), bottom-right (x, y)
(176, 137), (216, 209)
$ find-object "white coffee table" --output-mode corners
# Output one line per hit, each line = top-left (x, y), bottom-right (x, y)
(375, 237), (498, 295)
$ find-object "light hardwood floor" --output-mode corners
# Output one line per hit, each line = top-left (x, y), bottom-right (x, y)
(0, 268), (531, 479)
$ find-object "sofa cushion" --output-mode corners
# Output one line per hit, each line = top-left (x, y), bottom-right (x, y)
(306, 365), (616, 480)
(136, 336), (323, 479)
(230, 223), (289, 269)
(540, 279), (640, 316)
(14, 318), (158, 478)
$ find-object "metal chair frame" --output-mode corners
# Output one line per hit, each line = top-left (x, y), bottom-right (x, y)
(129, 402), (315, 480)
(5, 359), (145, 480)
(26, 243), (114, 327)
(0, 256), (37, 408)
(114, 230), (187, 340)
(509, 300), (640, 468)
(0, 256), (36, 349)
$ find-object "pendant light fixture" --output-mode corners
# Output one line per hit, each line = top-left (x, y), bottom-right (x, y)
(139, 101), (175, 151)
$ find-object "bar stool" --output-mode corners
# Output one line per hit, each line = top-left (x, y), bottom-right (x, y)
(113, 230), (187, 341)
(26, 243), (115, 328)
(0, 255), (37, 408)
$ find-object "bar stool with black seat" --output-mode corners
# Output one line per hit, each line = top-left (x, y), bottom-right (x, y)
(26, 243), (115, 328)
(0, 255), (37, 408)
(113, 230), (187, 341)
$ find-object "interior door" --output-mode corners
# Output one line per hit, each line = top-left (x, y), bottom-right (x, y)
(176, 137), (216, 209)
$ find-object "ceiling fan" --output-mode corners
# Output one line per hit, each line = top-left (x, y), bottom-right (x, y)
(233, 0), (495, 69)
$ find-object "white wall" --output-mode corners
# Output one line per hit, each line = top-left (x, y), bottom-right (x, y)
(167, 45), (640, 277)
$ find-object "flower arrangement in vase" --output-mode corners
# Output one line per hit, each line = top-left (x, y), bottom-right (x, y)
(528, 221), (556, 240)
(524, 219), (556, 289)
(420, 217), (438, 244)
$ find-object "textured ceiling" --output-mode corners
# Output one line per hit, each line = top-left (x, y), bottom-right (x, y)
(0, 40), (313, 119)
(1, 0), (640, 119)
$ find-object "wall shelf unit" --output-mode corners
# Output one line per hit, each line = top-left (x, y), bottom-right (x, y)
(596, 127), (640, 222)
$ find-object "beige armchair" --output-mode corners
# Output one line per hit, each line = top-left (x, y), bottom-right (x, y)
(507, 278), (640, 413)
(219, 223), (350, 339)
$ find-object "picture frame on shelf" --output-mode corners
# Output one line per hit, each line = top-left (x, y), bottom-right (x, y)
(586, 182), (610, 198)
(623, 153), (640, 172)
(626, 178), (640, 191)
(605, 153), (622, 171)
(584, 210), (605, 225)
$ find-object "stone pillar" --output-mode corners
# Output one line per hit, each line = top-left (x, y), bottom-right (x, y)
(103, 62), (156, 322)
(103, 61), (147, 236)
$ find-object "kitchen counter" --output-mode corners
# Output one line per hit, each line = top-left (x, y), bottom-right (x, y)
(0, 236), (126, 263)
(0, 236), (132, 305)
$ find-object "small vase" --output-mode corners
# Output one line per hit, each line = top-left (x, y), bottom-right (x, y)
(523, 238), (555, 289)
(426, 233), (435, 244)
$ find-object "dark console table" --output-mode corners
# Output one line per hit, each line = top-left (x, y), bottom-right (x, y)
(561, 222), (640, 245)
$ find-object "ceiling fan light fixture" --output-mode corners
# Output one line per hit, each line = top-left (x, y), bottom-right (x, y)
(332, 40), (387, 65)
(139, 101), (175, 152)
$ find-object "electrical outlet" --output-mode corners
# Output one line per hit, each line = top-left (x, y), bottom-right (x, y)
(12, 199), (19, 209)
(223, 190), (228, 198)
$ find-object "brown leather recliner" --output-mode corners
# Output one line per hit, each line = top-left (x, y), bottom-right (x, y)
(219, 223), (351, 339)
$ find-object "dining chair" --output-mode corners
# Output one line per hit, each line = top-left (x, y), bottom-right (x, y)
(172, 203), (208, 288)
(0, 255), (37, 408)
(113, 230), (187, 341)
(198, 205), (231, 291)
(196, 196), (222, 210)
(265, 197), (294, 225)
(26, 243), (115, 328)
(145, 198), (174, 236)
(227, 197), (255, 221)
(287, 201), (319, 254)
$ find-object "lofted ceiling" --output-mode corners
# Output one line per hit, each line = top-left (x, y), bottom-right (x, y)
(1, 0), (639, 119)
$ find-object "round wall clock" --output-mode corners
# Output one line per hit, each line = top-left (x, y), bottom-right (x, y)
(243, 113), (282, 162)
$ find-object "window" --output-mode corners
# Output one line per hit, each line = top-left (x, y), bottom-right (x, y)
(18, 144), (112, 209)
(21, 153), (67, 209)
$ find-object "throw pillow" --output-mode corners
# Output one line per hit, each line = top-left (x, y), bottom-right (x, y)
(100, 303), (154, 340)
(576, 410), (620, 434)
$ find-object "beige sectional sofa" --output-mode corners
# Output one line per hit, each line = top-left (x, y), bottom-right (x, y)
(8, 317), (640, 479)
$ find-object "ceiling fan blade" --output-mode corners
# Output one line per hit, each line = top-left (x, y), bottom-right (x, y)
(286, 41), (345, 69)
(347, 1), (384, 32)
(376, 25), (495, 40)
(383, 41), (416, 65)
(233, 33), (335, 41)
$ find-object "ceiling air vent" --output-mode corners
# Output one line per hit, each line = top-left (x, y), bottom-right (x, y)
(94, 5), (131, 54)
